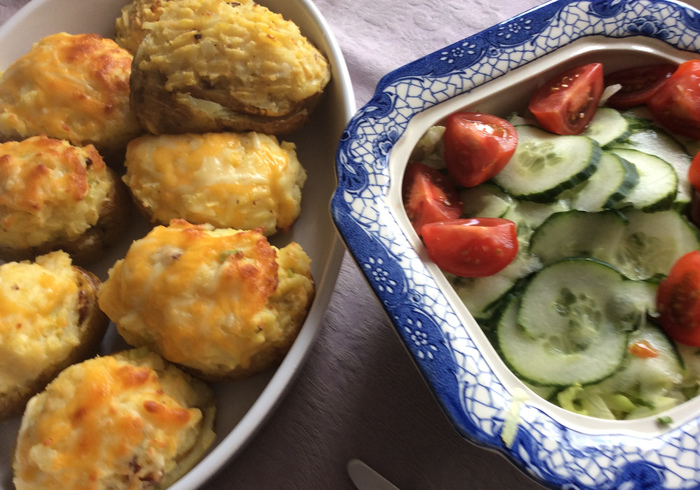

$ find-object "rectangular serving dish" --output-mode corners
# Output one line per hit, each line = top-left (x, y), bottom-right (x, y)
(332, 1), (700, 488)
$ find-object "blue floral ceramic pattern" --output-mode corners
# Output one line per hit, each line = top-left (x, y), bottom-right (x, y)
(331, 0), (700, 488)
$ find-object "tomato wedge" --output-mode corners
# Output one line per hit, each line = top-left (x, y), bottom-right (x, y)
(422, 218), (518, 278)
(442, 112), (518, 188)
(604, 64), (677, 110)
(648, 60), (700, 140)
(689, 151), (700, 192)
(528, 62), (604, 135)
(656, 250), (700, 347)
(402, 161), (462, 236)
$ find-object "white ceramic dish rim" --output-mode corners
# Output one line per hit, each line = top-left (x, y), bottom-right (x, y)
(0, 0), (355, 488)
(332, 0), (700, 488)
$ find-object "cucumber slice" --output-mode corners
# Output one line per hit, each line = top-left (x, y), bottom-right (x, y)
(529, 210), (627, 266)
(614, 208), (700, 280)
(496, 260), (634, 386)
(460, 183), (513, 218)
(611, 126), (692, 209)
(560, 151), (639, 212)
(501, 198), (569, 245)
(447, 249), (541, 321)
(582, 107), (631, 147)
(517, 258), (644, 337)
(493, 125), (601, 203)
(410, 125), (446, 168)
(621, 106), (654, 122)
(610, 148), (677, 212)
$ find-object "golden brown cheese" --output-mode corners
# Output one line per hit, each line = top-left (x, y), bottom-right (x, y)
(130, 0), (331, 134)
(0, 136), (113, 250)
(0, 252), (80, 396)
(12, 349), (216, 490)
(0, 33), (143, 156)
(123, 132), (307, 234)
(98, 219), (315, 379)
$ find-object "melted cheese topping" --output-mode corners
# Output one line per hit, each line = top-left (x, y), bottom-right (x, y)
(0, 136), (112, 249)
(136, 0), (330, 116)
(98, 220), (314, 374)
(123, 132), (306, 234)
(0, 33), (142, 154)
(13, 350), (212, 490)
(0, 251), (81, 393)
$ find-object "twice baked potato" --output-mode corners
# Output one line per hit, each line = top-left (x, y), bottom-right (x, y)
(0, 251), (108, 421)
(12, 348), (216, 489)
(123, 131), (307, 235)
(115, 0), (172, 54)
(0, 135), (130, 264)
(0, 32), (143, 160)
(130, 0), (331, 135)
(98, 219), (316, 381)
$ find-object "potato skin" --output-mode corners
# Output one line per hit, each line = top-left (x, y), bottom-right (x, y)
(130, 68), (321, 135)
(129, 0), (331, 135)
(0, 260), (109, 421)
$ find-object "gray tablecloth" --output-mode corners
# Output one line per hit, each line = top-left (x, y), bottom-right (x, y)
(3, 0), (700, 488)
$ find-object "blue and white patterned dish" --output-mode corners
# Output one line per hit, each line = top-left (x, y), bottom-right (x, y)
(331, 1), (700, 488)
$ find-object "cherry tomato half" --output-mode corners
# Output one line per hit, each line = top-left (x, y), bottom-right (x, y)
(689, 151), (700, 192)
(402, 161), (462, 236)
(422, 218), (518, 278)
(604, 64), (677, 110)
(528, 63), (604, 135)
(656, 250), (700, 347)
(442, 112), (518, 188)
(648, 60), (700, 140)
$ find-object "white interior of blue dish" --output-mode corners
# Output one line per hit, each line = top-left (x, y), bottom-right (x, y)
(388, 35), (700, 437)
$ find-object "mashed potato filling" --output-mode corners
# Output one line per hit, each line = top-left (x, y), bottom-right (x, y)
(123, 132), (306, 234)
(98, 220), (314, 374)
(0, 251), (81, 393)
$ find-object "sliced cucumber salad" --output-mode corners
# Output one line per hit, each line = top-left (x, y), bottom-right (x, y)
(413, 104), (700, 420)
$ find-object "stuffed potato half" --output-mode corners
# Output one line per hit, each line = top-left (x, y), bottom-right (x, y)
(0, 135), (130, 265)
(12, 348), (217, 489)
(129, 0), (331, 135)
(0, 251), (109, 420)
(98, 219), (316, 381)
(0, 32), (143, 160)
(122, 131), (307, 235)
